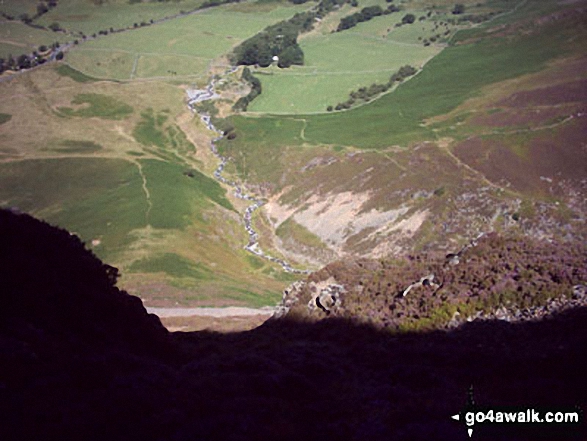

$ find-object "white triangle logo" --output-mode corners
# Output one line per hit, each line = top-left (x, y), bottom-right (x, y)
(451, 414), (460, 421)
(468, 428), (473, 437)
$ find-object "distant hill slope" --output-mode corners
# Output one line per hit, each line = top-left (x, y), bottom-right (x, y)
(1, 209), (586, 441)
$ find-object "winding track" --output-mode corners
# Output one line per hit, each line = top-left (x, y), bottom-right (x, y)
(186, 75), (310, 275)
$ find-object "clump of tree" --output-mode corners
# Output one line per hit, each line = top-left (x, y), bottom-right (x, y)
(277, 44), (304, 68)
(37, 3), (49, 16)
(201, 0), (241, 9)
(232, 0), (351, 68)
(0, 49), (52, 75)
(452, 3), (465, 15)
(48, 22), (62, 32)
(19, 13), (33, 24)
(231, 13), (311, 67)
(337, 4), (401, 31)
(401, 13), (415, 24)
(337, 6), (382, 31)
(233, 68), (262, 111)
(327, 65), (417, 111)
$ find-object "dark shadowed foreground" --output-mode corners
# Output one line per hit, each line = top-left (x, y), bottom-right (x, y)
(1, 209), (585, 441)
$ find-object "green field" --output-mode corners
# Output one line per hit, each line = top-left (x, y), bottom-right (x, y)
(0, 0), (40, 18)
(247, 4), (456, 113)
(230, 4), (581, 148)
(65, 2), (312, 80)
(0, 21), (63, 58)
(249, 29), (438, 113)
(0, 156), (232, 247)
(64, 49), (139, 81)
(35, 0), (206, 35)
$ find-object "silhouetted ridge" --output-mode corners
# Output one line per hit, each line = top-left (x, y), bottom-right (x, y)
(0, 208), (167, 348)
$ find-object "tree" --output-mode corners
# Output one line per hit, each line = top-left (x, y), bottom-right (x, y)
(327, 105), (333, 111)
(278, 44), (304, 68)
(55, 52), (64, 61)
(17, 54), (31, 69)
(402, 13), (415, 24)
(37, 3), (49, 16)
(19, 13), (32, 24)
(257, 47), (273, 67)
(452, 3), (465, 14)
(361, 5), (383, 20)
(48, 22), (61, 32)
(338, 15), (358, 31)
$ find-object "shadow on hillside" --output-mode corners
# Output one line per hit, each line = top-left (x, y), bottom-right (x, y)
(1, 209), (585, 441)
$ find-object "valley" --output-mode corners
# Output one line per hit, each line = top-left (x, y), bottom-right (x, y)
(0, 0), (585, 330)
(1, 0), (586, 437)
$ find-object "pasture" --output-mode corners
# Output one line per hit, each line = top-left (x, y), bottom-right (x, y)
(0, 0), (39, 18)
(35, 0), (206, 36)
(64, 2), (312, 80)
(0, 21), (63, 58)
(247, 5), (446, 113)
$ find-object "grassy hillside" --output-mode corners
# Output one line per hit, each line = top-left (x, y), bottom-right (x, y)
(0, 61), (296, 307)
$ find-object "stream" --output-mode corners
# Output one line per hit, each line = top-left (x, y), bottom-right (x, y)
(186, 74), (310, 275)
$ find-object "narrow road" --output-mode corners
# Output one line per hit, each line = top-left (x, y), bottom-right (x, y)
(146, 306), (275, 318)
